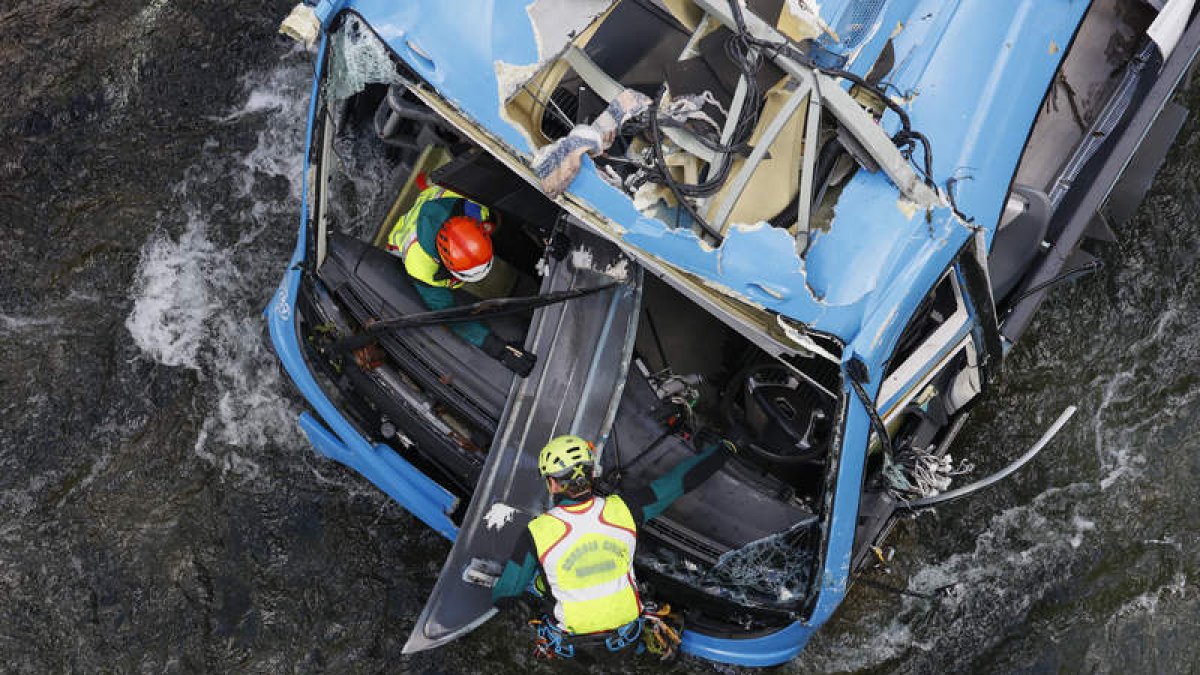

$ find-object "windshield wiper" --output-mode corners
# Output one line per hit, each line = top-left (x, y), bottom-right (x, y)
(333, 282), (620, 352)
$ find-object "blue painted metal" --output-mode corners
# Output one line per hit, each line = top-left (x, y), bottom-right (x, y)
(268, 0), (1098, 667)
(879, 0), (1090, 237)
(265, 35), (459, 541)
(681, 619), (815, 667)
(804, 380), (872, 627)
(310, 0), (349, 28)
(823, 0), (919, 58)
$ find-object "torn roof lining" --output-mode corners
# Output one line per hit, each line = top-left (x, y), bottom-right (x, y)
(395, 71), (855, 363)
(707, 73), (820, 236)
(511, 0), (939, 248)
(488, 3), (899, 339)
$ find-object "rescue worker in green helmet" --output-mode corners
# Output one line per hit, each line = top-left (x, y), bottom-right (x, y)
(387, 178), (536, 377)
(491, 433), (735, 660)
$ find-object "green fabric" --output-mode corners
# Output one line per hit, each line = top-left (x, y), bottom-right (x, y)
(414, 197), (458, 256)
(492, 548), (540, 604)
(395, 196), (458, 290)
(640, 442), (721, 522)
(411, 281), (490, 347)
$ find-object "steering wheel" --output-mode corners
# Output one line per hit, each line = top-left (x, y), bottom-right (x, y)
(721, 364), (831, 466)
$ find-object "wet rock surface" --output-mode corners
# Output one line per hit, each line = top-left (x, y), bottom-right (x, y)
(1, 1), (1198, 673)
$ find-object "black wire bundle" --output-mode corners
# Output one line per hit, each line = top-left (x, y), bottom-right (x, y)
(630, 0), (943, 240)
(643, 92), (725, 238)
(629, 2), (775, 240)
(724, 0), (938, 190)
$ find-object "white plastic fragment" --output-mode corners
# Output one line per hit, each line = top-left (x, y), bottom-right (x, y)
(279, 3), (320, 48)
(570, 247), (630, 281)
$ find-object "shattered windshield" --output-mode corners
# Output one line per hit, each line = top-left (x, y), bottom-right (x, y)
(325, 14), (399, 101)
(315, 15), (419, 246)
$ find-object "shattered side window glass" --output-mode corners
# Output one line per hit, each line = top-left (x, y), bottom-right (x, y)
(641, 518), (820, 607)
(326, 14), (400, 102)
(704, 518), (820, 604)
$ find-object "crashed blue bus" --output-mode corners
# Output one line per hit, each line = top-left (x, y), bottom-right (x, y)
(267, 0), (1200, 666)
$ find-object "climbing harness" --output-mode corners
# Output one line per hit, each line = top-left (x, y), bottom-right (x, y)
(530, 618), (575, 660)
(606, 617), (645, 652)
(529, 616), (645, 660)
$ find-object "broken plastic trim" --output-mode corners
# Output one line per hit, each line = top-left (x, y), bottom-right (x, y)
(775, 314), (840, 364)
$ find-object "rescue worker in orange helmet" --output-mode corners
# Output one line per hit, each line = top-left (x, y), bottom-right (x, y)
(387, 180), (536, 377)
(491, 433), (735, 659)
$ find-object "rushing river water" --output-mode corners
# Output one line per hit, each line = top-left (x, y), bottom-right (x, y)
(2, 1), (1198, 673)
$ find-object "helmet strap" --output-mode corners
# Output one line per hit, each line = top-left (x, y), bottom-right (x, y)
(563, 478), (593, 500)
(547, 474), (594, 501)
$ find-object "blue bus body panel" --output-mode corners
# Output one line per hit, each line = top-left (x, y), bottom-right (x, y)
(681, 620), (816, 667)
(804, 3), (1086, 638)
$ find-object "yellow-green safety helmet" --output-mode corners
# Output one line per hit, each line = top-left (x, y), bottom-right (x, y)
(537, 435), (595, 479)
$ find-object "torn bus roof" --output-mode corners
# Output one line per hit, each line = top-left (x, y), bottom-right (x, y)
(347, 0), (1088, 346)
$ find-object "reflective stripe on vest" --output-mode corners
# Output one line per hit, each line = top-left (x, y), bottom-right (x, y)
(386, 184), (490, 288)
(527, 495), (641, 634)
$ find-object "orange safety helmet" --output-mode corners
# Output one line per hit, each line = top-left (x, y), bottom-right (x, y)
(436, 215), (493, 282)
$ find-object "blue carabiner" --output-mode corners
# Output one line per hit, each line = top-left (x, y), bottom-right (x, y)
(535, 620), (576, 659)
(604, 617), (643, 652)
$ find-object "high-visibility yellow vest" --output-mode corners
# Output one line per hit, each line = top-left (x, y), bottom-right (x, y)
(527, 495), (641, 634)
(387, 184), (490, 288)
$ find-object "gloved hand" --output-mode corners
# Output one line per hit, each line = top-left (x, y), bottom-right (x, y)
(482, 334), (538, 378)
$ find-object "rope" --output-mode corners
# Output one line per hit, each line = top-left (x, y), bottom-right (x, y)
(642, 604), (683, 660)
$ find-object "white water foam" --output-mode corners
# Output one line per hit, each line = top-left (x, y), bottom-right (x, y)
(1107, 572), (1188, 625)
(802, 616), (924, 672)
(0, 314), (62, 333)
(126, 219), (227, 369)
(1093, 370), (1141, 490)
(126, 57), (311, 478)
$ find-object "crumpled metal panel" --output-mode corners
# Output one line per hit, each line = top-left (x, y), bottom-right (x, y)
(805, 0), (1092, 634)
(330, 0), (1097, 664)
